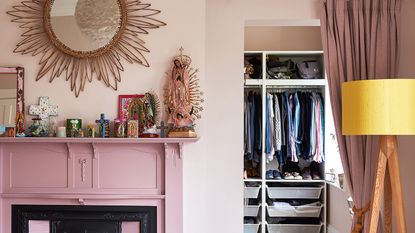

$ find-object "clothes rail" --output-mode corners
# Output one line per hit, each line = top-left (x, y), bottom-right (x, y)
(266, 88), (323, 93)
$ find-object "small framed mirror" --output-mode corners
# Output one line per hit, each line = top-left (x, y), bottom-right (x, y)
(0, 67), (24, 137)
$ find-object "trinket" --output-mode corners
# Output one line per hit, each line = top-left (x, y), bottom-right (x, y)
(29, 118), (48, 137)
(114, 119), (126, 138)
(127, 120), (139, 138)
(67, 119), (82, 137)
(29, 96), (58, 135)
(6, 127), (15, 137)
(57, 127), (66, 137)
(87, 124), (95, 138)
(96, 114), (110, 138)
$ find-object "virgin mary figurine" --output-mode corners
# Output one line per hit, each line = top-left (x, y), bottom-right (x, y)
(164, 48), (203, 137)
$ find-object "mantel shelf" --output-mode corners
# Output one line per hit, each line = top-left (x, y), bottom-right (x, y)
(0, 137), (199, 144)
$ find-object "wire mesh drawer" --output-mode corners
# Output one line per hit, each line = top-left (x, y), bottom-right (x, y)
(267, 186), (323, 199)
(244, 205), (260, 217)
(267, 224), (322, 233)
(244, 224), (260, 233)
(267, 204), (322, 218)
(245, 185), (261, 199)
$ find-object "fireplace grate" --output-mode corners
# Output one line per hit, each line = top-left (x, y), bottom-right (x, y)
(12, 205), (156, 233)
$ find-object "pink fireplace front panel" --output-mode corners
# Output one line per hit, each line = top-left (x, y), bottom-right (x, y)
(0, 138), (196, 233)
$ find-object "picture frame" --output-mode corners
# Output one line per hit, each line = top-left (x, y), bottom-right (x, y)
(118, 95), (145, 122)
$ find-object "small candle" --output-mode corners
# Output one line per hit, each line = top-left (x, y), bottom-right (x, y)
(57, 127), (66, 137)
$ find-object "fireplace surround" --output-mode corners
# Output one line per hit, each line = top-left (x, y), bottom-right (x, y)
(0, 138), (197, 233)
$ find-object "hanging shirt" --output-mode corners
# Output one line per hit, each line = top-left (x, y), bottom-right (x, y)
(286, 93), (298, 162)
(293, 92), (301, 157)
(273, 94), (282, 152)
(265, 93), (275, 162)
(310, 94), (317, 158)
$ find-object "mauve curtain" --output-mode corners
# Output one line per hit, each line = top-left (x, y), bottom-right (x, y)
(320, 0), (401, 233)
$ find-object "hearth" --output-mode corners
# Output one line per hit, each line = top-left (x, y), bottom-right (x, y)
(12, 205), (156, 233)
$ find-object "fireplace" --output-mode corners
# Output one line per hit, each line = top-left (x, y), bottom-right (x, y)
(0, 139), (196, 233)
(12, 205), (157, 233)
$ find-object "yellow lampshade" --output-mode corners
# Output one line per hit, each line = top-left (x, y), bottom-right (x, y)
(342, 79), (415, 135)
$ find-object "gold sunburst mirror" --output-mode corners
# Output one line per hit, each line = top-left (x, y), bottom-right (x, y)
(8, 0), (166, 97)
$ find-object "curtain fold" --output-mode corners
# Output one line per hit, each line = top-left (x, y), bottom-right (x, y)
(320, 0), (401, 232)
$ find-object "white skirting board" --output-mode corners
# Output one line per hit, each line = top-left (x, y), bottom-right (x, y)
(327, 225), (345, 233)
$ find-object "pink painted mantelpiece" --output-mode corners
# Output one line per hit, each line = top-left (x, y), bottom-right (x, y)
(0, 137), (198, 233)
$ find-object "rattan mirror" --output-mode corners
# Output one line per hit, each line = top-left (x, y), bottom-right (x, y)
(8, 0), (166, 97)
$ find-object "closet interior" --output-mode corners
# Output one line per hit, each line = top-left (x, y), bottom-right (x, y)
(243, 26), (328, 233)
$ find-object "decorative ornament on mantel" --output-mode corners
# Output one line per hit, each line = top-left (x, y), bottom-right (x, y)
(7, 0), (166, 97)
(164, 47), (204, 138)
(29, 96), (58, 134)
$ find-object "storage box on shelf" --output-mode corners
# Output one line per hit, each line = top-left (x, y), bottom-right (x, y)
(267, 204), (323, 218)
(266, 186), (323, 199)
(267, 223), (323, 233)
(244, 182), (261, 233)
(244, 224), (260, 233)
(245, 185), (261, 199)
(244, 205), (260, 217)
(243, 51), (327, 233)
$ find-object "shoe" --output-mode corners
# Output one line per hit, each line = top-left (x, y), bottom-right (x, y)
(283, 172), (294, 180)
(266, 170), (274, 179)
(302, 167), (312, 180)
(310, 162), (322, 180)
(292, 172), (303, 180)
(273, 170), (282, 180)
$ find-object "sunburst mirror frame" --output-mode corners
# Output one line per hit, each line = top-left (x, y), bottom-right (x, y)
(8, 0), (166, 97)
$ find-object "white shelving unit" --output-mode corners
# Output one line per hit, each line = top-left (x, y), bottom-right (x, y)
(244, 51), (327, 233)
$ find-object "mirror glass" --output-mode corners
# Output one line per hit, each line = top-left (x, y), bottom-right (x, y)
(50, 0), (121, 52)
(0, 72), (17, 128)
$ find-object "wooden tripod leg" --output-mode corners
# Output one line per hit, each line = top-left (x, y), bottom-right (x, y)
(368, 137), (388, 233)
(384, 166), (392, 233)
(388, 138), (407, 233)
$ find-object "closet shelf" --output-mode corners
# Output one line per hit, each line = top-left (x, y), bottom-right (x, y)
(265, 180), (325, 183)
(244, 178), (262, 182)
(244, 79), (326, 87)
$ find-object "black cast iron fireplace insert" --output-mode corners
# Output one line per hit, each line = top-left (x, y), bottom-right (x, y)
(12, 205), (157, 233)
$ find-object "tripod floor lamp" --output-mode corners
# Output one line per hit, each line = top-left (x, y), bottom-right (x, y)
(342, 79), (412, 233)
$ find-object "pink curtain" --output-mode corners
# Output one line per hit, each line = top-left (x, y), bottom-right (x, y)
(320, 0), (401, 233)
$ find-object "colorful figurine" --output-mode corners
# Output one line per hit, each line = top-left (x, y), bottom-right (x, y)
(114, 119), (126, 138)
(164, 48), (203, 138)
(140, 92), (161, 138)
(127, 120), (139, 138)
(15, 112), (25, 137)
(86, 124), (95, 138)
(96, 114), (110, 138)
(28, 118), (47, 137)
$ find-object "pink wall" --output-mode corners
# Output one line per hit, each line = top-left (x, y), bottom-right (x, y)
(0, 1), (208, 233)
(245, 26), (323, 51)
(0, 0), (413, 232)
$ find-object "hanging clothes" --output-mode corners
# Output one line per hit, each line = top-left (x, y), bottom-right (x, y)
(265, 90), (325, 164)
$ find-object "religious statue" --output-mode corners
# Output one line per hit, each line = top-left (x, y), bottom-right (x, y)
(140, 92), (160, 138)
(164, 47), (203, 138)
